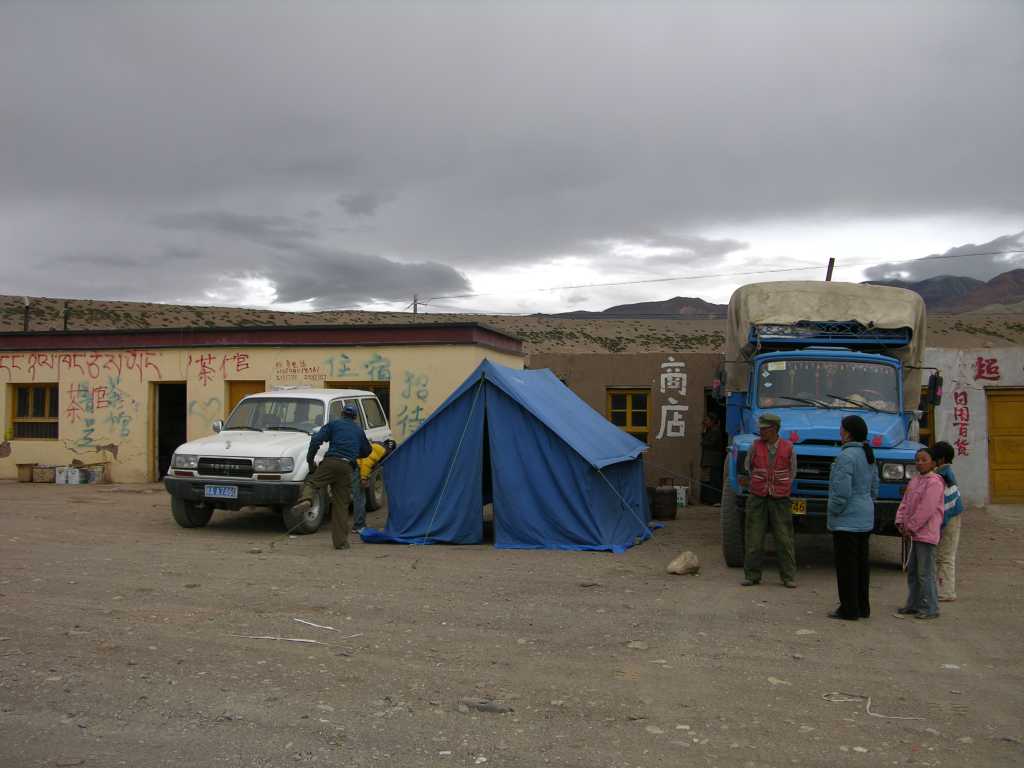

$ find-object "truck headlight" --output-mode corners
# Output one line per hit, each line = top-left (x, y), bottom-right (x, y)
(171, 453), (198, 470)
(253, 457), (295, 473)
(905, 464), (917, 479)
(881, 463), (905, 481)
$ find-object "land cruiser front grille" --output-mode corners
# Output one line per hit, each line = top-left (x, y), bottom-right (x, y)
(197, 457), (253, 478)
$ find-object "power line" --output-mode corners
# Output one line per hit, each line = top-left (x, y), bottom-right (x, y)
(426, 247), (1024, 303)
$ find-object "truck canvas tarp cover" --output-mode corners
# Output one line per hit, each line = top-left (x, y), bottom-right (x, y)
(725, 281), (927, 407)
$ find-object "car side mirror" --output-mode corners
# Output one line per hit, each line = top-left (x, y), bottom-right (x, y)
(212, 420), (224, 433)
(926, 373), (943, 407)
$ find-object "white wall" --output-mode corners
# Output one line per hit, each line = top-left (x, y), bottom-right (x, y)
(923, 347), (1024, 505)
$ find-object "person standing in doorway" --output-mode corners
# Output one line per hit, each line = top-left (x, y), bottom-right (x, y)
(700, 413), (726, 504)
(826, 415), (878, 620)
(932, 441), (965, 602)
(742, 413), (798, 588)
(291, 404), (371, 549)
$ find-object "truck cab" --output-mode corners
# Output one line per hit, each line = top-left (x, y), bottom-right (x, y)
(726, 350), (920, 539)
(164, 388), (391, 534)
(718, 282), (940, 567)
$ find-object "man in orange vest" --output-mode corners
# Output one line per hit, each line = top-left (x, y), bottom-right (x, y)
(742, 412), (798, 587)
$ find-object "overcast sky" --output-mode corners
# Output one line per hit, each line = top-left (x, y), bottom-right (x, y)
(2, 1), (1022, 314)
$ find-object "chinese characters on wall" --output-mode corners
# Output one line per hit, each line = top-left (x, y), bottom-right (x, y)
(656, 357), (689, 440)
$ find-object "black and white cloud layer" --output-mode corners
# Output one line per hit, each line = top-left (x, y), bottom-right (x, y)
(1, 2), (1022, 308)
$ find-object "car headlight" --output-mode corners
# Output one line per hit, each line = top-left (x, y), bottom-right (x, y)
(253, 457), (295, 473)
(881, 463), (905, 481)
(171, 453), (198, 470)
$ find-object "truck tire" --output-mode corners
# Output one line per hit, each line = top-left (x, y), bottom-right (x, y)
(282, 488), (327, 535)
(171, 497), (213, 528)
(720, 472), (745, 568)
(365, 468), (386, 512)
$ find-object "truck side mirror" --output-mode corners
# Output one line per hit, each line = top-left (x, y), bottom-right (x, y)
(212, 420), (224, 433)
(926, 373), (943, 407)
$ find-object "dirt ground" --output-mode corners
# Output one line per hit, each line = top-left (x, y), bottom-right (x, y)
(1, 481), (1022, 768)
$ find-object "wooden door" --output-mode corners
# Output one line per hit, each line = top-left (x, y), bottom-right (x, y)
(988, 389), (1024, 503)
(227, 380), (266, 414)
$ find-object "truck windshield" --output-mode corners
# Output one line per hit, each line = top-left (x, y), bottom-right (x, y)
(225, 398), (326, 433)
(757, 360), (899, 414)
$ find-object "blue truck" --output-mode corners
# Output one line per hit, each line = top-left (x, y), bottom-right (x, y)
(717, 281), (942, 567)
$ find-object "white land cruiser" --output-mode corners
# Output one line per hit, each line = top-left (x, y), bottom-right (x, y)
(163, 388), (391, 534)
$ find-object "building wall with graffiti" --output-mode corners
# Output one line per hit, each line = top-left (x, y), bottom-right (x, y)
(0, 332), (522, 483)
(923, 346), (1024, 504)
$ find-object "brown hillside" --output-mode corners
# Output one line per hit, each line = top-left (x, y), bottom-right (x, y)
(2, 294), (1023, 353)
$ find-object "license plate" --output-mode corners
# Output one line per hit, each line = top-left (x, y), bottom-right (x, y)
(204, 485), (238, 499)
(791, 499), (807, 515)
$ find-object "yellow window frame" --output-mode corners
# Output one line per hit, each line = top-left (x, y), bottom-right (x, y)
(10, 383), (60, 440)
(606, 388), (650, 443)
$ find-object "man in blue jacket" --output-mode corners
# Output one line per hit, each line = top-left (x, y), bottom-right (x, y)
(291, 404), (372, 549)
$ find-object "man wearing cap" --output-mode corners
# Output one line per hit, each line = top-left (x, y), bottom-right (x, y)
(742, 412), (798, 587)
(291, 404), (372, 549)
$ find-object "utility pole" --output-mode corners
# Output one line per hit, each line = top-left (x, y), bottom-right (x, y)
(825, 258), (835, 282)
(22, 297), (30, 331)
(62, 302), (69, 331)
(412, 294), (419, 317)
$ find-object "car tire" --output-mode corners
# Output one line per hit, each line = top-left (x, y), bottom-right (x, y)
(282, 488), (327, 535)
(365, 468), (386, 512)
(720, 468), (745, 568)
(171, 496), (214, 528)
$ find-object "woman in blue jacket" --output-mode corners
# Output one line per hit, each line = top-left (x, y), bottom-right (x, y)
(827, 415), (879, 620)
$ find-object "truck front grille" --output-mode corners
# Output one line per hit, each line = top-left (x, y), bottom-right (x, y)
(796, 455), (834, 482)
(197, 457), (253, 478)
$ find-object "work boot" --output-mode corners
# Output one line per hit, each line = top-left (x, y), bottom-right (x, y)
(782, 580), (797, 589)
(291, 499), (311, 516)
(741, 579), (760, 587)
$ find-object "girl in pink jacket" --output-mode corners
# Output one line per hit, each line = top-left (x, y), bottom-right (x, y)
(895, 448), (946, 619)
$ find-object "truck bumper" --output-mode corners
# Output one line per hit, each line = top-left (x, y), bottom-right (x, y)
(735, 495), (902, 536)
(163, 477), (303, 508)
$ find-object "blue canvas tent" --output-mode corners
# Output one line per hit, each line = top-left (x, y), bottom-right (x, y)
(362, 360), (651, 552)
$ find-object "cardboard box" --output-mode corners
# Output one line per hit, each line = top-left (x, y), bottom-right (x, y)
(32, 465), (56, 483)
(17, 463), (37, 483)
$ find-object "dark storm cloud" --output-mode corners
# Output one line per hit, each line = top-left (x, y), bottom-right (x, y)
(153, 207), (469, 306)
(154, 212), (318, 250)
(336, 192), (386, 217)
(863, 231), (1024, 283)
(263, 247), (471, 306)
(1, 2), (1022, 306)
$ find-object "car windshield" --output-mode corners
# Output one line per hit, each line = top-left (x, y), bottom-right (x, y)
(756, 359), (899, 414)
(225, 398), (325, 433)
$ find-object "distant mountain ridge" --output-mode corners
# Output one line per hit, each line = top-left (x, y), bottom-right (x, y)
(551, 268), (1024, 318)
(552, 296), (727, 319)
(866, 268), (1024, 313)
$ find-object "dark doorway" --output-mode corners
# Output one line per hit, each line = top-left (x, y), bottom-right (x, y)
(156, 383), (187, 479)
(700, 388), (727, 504)
(481, 410), (495, 542)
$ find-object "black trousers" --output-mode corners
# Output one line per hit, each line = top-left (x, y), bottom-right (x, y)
(832, 531), (871, 619)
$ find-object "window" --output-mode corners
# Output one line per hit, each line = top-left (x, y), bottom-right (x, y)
(326, 381), (390, 419)
(224, 397), (324, 434)
(360, 397), (387, 428)
(11, 384), (59, 439)
(607, 388), (650, 443)
(329, 400), (346, 423)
